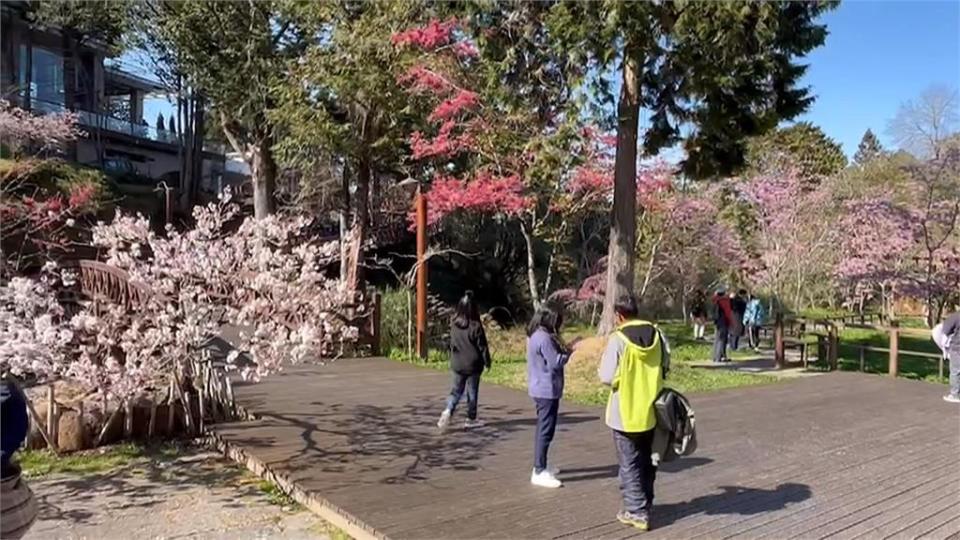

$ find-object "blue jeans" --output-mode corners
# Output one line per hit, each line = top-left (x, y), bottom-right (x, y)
(613, 429), (657, 516)
(446, 372), (480, 420)
(533, 398), (560, 473)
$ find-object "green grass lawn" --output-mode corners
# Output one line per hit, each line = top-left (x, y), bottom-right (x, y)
(834, 327), (945, 383)
(389, 321), (778, 406)
(770, 323), (945, 384)
(18, 442), (181, 478)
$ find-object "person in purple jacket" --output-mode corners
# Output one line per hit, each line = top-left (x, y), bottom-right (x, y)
(526, 304), (572, 488)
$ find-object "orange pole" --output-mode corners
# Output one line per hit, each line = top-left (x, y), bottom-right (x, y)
(416, 190), (428, 360)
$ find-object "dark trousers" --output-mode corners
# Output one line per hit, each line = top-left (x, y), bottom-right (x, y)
(712, 323), (729, 362)
(613, 429), (657, 516)
(729, 322), (743, 351)
(446, 372), (480, 420)
(747, 324), (761, 349)
(533, 398), (560, 473)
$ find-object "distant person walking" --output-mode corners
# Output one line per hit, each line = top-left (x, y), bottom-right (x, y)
(598, 294), (670, 532)
(937, 310), (960, 403)
(437, 292), (492, 430)
(712, 290), (733, 363)
(729, 290), (747, 351)
(526, 304), (571, 488)
(743, 294), (766, 351)
(690, 290), (707, 341)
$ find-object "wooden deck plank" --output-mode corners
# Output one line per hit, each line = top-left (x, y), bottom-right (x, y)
(884, 502), (960, 540)
(211, 357), (959, 539)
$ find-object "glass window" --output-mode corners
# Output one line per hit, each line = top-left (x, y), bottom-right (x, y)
(32, 46), (65, 105)
(17, 45), (28, 98)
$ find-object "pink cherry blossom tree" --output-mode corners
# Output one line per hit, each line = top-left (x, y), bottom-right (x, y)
(0, 99), (84, 157)
(737, 164), (839, 312)
(1, 191), (362, 407)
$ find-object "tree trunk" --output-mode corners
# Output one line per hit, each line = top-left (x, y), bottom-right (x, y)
(343, 156), (370, 292)
(339, 163), (351, 282)
(519, 221), (542, 310)
(250, 138), (277, 219)
(598, 51), (641, 334)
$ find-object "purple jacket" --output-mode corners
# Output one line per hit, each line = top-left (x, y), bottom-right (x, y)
(526, 328), (571, 399)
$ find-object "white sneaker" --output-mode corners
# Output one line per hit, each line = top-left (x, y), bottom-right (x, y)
(547, 465), (560, 476)
(464, 418), (485, 429)
(943, 394), (960, 404)
(437, 409), (452, 429)
(530, 469), (562, 488)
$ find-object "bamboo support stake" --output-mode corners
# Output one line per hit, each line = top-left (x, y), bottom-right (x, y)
(46, 385), (57, 450)
(96, 405), (122, 447)
(198, 369), (206, 433)
(167, 378), (176, 434)
(181, 391), (194, 435)
(148, 399), (158, 439)
(77, 400), (85, 444)
(225, 377), (235, 419)
(24, 394), (59, 455)
(123, 400), (134, 439)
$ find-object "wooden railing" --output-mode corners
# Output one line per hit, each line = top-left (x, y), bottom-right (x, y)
(765, 314), (944, 380)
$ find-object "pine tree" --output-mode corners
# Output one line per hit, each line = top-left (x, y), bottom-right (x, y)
(854, 129), (884, 165)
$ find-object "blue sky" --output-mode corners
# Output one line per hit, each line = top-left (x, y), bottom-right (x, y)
(137, 1), (959, 160)
(796, 0), (960, 157)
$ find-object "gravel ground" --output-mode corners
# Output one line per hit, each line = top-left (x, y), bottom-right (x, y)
(21, 449), (335, 540)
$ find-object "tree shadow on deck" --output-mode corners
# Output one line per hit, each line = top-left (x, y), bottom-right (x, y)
(229, 397), (600, 485)
(654, 483), (812, 527)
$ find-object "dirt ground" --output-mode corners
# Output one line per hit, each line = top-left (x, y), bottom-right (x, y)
(22, 449), (336, 540)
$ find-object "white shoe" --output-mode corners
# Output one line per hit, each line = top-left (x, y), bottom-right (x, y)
(530, 469), (562, 488)
(437, 409), (452, 429)
(943, 394), (960, 404)
(547, 465), (560, 476)
(464, 418), (485, 429)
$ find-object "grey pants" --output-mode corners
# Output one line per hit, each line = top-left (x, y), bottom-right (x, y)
(712, 324), (729, 362)
(950, 351), (959, 397)
(612, 429), (657, 516)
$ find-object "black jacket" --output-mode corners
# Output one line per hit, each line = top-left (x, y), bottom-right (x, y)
(449, 321), (492, 375)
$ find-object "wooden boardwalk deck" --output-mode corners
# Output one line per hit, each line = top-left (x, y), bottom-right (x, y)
(211, 358), (960, 540)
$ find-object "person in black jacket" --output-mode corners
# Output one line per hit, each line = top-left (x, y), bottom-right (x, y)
(437, 291), (492, 430)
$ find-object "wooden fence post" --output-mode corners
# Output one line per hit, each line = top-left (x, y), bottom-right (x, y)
(888, 321), (899, 378)
(828, 325), (839, 371)
(859, 346), (866, 372)
(774, 313), (785, 370)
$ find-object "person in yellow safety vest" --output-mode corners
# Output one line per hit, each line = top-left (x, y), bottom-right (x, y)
(598, 294), (671, 532)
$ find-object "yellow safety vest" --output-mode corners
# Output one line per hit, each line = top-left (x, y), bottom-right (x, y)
(607, 320), (663, 432)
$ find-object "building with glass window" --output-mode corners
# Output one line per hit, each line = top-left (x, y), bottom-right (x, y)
(0, 2), (233, 194)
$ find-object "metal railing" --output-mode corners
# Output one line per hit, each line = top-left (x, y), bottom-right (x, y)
(29, 99), (225, 154)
